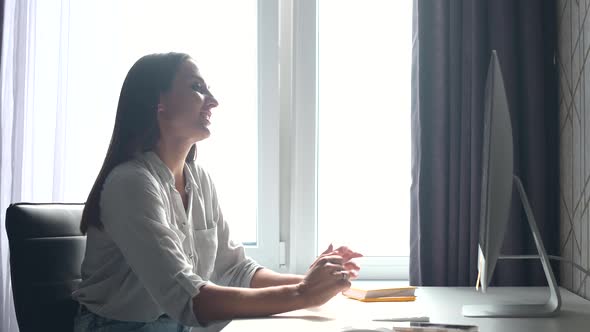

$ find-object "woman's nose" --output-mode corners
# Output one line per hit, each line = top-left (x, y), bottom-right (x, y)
(205, 94), (219, 108)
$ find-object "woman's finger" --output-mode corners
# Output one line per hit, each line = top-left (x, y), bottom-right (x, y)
(309, 244), (339, 269)
(334, 246), (355, 255)
(348, 269), (359, 279)
(334, 246), (364, 260)
(315, 255), (344, 267)
(347, 251), (364, 259)
(321, 243), (334, 255)
(323, 262), (346, 274)
(331, 270), (351, 281)
(343, 261), (360, 271)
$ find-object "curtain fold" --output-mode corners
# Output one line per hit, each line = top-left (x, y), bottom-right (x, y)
(1, 1), (74, 330)
(410, 0), (559, 286)
(1, 3), (264, 330)
(1, 0), (22, 330)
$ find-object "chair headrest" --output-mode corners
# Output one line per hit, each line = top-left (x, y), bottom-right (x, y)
(6, 203), (85, 239)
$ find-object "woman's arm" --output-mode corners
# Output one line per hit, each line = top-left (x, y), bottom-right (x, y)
(192, 283), (303, 322)
(192, 255), (351, 324)
(250, 244), (363, 288)
(249, 244), (364, 288)
(250, 268), (304, 288)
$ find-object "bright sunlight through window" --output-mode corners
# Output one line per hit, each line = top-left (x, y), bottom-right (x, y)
(317, 0), (412, 257)
(64, 0), (258, 244)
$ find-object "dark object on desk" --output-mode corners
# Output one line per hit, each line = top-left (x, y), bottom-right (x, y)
(392, 322), (478, 332)
(410, 322), (478, 331)
(6, 203), (86, 332)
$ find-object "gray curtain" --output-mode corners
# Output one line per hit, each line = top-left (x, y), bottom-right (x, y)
(410, 0), (559, 286)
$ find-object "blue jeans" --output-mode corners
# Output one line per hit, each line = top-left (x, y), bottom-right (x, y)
(73, 308), (192, 332)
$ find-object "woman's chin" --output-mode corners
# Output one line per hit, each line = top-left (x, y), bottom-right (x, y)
(194, 127), (211, 141)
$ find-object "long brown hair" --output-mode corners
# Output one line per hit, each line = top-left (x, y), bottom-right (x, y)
(80, 52), (195, 233)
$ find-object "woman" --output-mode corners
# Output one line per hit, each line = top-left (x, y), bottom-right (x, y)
(72, 52), (362, 331)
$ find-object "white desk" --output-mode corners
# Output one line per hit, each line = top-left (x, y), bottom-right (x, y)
(225, 287), (590, 332)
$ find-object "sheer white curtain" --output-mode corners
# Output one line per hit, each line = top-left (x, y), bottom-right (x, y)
(1, 1), (259, 330)
(1, 1), (70, 330)
(1, 1), (123, 330)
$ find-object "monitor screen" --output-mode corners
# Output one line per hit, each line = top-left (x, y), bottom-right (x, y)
(477, 50), (513, 292)
(464, 51), (561, 318)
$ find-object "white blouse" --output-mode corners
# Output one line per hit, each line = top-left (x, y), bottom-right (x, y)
(72, 151), (262, 329)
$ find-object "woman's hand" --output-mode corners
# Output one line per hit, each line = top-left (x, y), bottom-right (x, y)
(310, 244), (363, 279)
(297, 254), (352, 307)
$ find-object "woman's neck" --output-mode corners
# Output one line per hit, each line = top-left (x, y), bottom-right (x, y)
(153, 139), (193, 184)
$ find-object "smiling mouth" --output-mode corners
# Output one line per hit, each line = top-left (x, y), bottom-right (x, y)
(200, 111), (211, 123)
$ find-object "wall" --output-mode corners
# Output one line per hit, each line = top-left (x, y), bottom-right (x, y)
(559, 0), (590, 300)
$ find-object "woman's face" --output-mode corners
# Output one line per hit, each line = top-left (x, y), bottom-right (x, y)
(158, 59), (218, 143)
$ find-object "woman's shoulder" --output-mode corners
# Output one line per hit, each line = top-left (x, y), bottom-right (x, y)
(103, 158), (158, 190)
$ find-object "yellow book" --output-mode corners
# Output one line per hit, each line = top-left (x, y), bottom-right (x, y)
(346, 295), (417, 303)
(342, 286), (417, 302)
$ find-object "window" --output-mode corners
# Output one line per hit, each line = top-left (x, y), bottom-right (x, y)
(60, 0), (280, 266)
(119, 0), (262, 246)
(27, 0), (411, 278)
(286, 0), (412, 279)
(317, 0), (412, 265)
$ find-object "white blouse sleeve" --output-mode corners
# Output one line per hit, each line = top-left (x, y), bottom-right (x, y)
(100, 165), (205, 327)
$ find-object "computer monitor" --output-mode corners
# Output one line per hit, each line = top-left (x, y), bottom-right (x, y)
(476, 50), (514, 295)
(461, 50), (561, 318)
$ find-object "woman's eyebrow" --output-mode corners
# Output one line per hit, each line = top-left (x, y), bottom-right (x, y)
(188, 75), (205, 83)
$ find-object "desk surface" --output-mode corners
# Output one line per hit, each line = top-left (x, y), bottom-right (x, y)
(225, 287), (590, 332)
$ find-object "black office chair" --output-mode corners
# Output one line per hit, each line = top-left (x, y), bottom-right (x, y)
(6, 203), (86, 332)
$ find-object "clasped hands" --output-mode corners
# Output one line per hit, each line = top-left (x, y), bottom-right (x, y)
(297, 244), (363, 307)
(310, 244), (363, 280)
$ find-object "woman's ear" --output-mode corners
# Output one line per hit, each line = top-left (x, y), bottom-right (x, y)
(156, 103), (165, 113)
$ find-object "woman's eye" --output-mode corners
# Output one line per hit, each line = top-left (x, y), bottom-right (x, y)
(192, 83), (205, 93)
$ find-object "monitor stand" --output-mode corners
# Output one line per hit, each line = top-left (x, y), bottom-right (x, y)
(462, 175), (561, 318)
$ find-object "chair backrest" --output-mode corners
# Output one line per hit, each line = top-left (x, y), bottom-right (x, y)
(6, 203), (85, 332)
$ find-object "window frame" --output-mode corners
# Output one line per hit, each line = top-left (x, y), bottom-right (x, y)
(246, 0), (410, 280)
(285, 0), (410, 279)
(243, 0), (281, 269)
